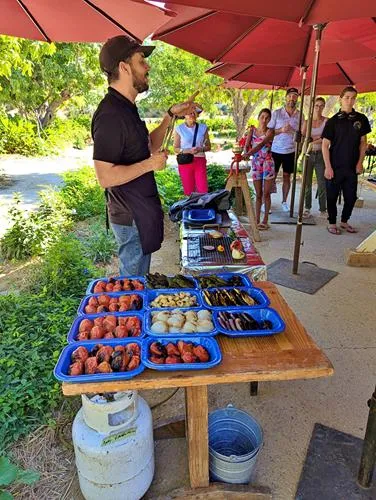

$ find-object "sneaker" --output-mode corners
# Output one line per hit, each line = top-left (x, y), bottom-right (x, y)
(303, 209), (311, 218)
(281, 202), (289, 212)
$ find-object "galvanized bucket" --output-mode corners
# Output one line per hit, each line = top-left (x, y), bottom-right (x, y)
(208, 404), (263, 484)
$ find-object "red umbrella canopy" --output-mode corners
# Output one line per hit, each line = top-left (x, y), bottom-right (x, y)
(209, 59), (376, 93)
(153, 9), (376, 67)
(0, 0), (174, 42)
(146, 0), (376, 25)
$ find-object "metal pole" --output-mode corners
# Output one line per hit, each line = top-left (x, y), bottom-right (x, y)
(269, 86), (275, 111)
(292, 24), (326, 274)
(358, 385), (376, 488)
(290, 68), (307, 217)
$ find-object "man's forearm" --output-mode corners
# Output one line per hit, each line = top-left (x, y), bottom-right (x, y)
(94, 157), (153, 189)
(321, 144), (332, 169)
(358, 141), (367, 167)
(149, 114), (172, 152)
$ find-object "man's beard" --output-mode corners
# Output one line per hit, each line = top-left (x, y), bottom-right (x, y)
(131, 65), (149, 93)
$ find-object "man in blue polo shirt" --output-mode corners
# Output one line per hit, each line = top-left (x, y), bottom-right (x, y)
(92, 36), (196, 275)
(268, 88), (303, 212)
(322, 86), (371, 235)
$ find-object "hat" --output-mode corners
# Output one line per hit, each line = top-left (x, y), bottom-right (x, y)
(286, 87), (299, 96)
(99, 35), (155, 76)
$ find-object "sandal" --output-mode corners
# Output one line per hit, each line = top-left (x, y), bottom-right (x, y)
(257, 223), (269, 231)
(340, 223), (358, 233)
(327, 225), (341, 235)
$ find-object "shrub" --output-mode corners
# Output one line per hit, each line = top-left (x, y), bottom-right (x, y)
(47, 117), (91, 151)
(0, 292), (79, 450)
(30, 233), (95, 298)
(84, 222), (117, 264)
(205, 116), (234, 133)
(0, 191), (71, 261)
(0, 116), (48, 156)
(155, 167), (184, 211)
(59, 165), (105, 220)
(207, 163), (227, 192)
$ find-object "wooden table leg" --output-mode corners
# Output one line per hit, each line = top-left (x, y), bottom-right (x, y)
(185, 385), (209, 488)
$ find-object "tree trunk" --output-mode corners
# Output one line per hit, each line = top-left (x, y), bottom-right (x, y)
(229, 89), (269, 140)
(39, 90), (71, 129)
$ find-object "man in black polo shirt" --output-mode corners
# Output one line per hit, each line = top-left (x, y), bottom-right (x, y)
(322, 86), (371, 235)
(92, 36), (196, 275)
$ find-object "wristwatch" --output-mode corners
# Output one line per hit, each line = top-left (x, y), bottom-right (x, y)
(167, 106), (174, 118)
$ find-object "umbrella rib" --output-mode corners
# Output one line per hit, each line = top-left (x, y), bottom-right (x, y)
(82, 0), (142, 43)
(336, 63), (354, 85)
(301, 28), (312, 68)
(299, 0), (316, 25)
(16, 0), (50, 42)
(154, 11), (217, 38)
(214, 18), (265, 63)
(231, 64), (254, 81)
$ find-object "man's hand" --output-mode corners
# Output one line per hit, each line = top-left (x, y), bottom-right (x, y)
(324, 166), (334, 180)
(149, 151), (167, 172)
(281, 123), (293, 133)
(356, 162), (363, 175)
(169, 90), (200, 117)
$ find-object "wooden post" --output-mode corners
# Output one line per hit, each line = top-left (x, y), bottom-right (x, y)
(185, 385), (209, 488)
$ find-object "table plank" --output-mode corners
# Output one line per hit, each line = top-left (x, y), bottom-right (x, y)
(62, 282), (333, 396)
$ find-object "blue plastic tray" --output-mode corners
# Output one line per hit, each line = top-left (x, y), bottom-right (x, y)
(144, 308), (217, 337)
(141, 336), (222, 371)
(187, 209), (216, 223)
(201, 287), (270, 310)
(54, 339), (144, 383)
(213, 307), (285, 337)
(146, 289), (202, 310)
(85, 276), (146, 294)
(67, 311), (145, 343)
(145, 274), (198, 290)
(78, 291), (145, 315)
(197, 272), (253, 288)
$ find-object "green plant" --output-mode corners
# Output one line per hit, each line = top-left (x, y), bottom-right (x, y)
(85, 222), (117, 264)
(30, 233), (95, 298)
(0, 116), (48, 156)
(59, 166), (105, 220)
(155, 166), (184, 211)
(207, 163), (228, 192)
(0, 456), (39, 498)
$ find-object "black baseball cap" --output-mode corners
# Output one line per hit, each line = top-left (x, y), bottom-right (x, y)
(286, 87), (299, 96)
(99, 35), (155, 76)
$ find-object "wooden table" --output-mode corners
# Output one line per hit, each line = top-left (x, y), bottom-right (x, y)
(62, 282), (333, 492)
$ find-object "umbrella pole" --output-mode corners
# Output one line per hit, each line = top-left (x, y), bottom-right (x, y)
(269, 86), (275, 110)
(289, 67), (307, 217)
(292, 24), (326, 274)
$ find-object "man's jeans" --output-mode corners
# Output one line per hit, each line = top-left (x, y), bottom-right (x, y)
(111, 222), (151, 276)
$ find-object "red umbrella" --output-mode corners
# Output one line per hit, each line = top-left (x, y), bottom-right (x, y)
(153, 11), (376, 67)
(147, 0), (376, 25)
(209, 59), (376, 94)
(0, 0), (175, 42)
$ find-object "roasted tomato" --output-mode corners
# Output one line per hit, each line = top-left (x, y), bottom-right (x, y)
(90, 326), (105, 339)
(93, 281), (106, 293)
(108, 303), (119, 312)
(96, 345), (113, 364)
(88, 297), (99, 307)
(93, 317), (105, 327)
(165, 355), (182, 364)
(125, 317), (141, 337)
(113, 284), (122, 292)
(132, 280), (144, 291)
(103, 316), (117, 332)
(111, 351), (130, 371)
(69, 360), (84, 375)
(114, 345), (125, 352)
(150, 341), (166, 357)
(193, 345), (209, 363)
(98, 295), (111, 307)
(85, 305), (97, 314)
(77, 330), (89, 341)
(127, 355), (140, 371)
(114, 325), (128, 338)
(85, 357), (98, 374)
(103, 331), (115, 339)
(177, 341), (193, 355)
(166, 343), (180, 357)
(79, 319), (94, 332)
(71, 346), (89, 363)
(181, 352), (197, 364)
(126, 343), (140, 357)
(96, 361), (112, 373)
(149, 355), (165, 364)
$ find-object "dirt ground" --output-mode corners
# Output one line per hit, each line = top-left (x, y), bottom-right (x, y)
(5, 183), (376, 500)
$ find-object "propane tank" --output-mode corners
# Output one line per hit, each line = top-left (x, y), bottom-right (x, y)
(72, 391), (154, 500)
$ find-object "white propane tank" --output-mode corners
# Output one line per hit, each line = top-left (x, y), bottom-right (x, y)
(72, 391), (154, 500)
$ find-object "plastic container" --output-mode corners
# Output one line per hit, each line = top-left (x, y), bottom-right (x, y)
(197, 272), (253, 288)
(213, 307), (285, 337)
(78, 291), (145, 315)
(209, 405), (263, 484)
(54, 339), (144, 383)
(145, 274), (198, 290)
(146, 289), (202, 309)
(141, 336), (222, 371)
(201, 287), (270, 310)
(67, 312), (144, 343)
(187, 208), (216, 223)
(144, 308), (217, 337)
(86, 276), (146, 294)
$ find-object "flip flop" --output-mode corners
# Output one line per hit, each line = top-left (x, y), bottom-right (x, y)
(327, 226), (341, 235)
(340, 224), (358, 233)
(257, 223), (269, 231)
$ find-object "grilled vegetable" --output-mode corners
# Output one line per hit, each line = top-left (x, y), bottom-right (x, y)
(148, 340), (210, 365)
(146, 273), (196, 289)
(197, 275), (245, 288)
(217, 311), (273, 331)
(203, 288), (257, 307)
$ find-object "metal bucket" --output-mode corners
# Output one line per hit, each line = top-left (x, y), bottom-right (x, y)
(208, 404), (263, 484)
